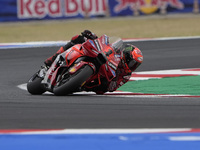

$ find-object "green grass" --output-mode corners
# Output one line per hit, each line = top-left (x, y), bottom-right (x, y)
(118, 76), (200, 95)
(0, 14), (200, 42)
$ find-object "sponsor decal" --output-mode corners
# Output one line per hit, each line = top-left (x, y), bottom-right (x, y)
(17, 0), (108, 19)
(104, 35), (109, 45)
(91, 49), (99, 55)
(109, 67), (116, 77)
(114, 0), (184, 14)
(108, 61), (117, 70)
(94, 40), (102, 52)
(89, 40), (97, 49)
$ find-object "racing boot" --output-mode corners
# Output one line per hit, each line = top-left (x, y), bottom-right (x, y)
(44, 35), (85, 67)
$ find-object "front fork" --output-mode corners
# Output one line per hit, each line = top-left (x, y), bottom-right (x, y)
(41, 54), (65, 91)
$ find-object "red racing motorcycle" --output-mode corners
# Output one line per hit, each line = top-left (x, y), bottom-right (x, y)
(27, 35), (123, 95)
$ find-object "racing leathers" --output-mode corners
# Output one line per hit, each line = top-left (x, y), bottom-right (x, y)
(93, 60), (132, 94)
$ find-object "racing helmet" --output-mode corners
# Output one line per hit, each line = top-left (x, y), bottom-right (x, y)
(122, 44), (143, 71)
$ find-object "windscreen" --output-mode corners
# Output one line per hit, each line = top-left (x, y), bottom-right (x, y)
(109, 37), (124, 53)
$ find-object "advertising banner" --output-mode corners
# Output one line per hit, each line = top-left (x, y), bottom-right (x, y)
(0, 0), (199, 22)
(109, 0), (199, 16)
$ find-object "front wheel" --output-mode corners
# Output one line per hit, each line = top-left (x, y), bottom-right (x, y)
(27, 73), (46, 95)
(53, 65), (94, 96)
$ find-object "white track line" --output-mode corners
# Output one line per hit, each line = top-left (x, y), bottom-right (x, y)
(1, 128), (193, 135)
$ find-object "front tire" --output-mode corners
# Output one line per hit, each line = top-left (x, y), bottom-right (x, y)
(53, 65), (93, 96)
(27, 74), (46, 95)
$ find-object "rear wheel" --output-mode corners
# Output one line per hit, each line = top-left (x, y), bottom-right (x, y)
(53, 65), (93, 96)
(27, 73), (46, 95)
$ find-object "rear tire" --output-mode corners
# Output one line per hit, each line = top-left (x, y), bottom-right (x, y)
(27, 74), (46, 95)
(53, 65), (93, 96)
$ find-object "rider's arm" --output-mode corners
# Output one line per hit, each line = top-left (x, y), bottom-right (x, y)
(63, 30), (98, 50)
(107, 68), (131, 92)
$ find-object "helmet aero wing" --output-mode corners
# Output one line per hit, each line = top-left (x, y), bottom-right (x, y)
(123, 44), (143, 71)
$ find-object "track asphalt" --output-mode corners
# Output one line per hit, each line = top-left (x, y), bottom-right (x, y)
(0, 38), (200, 129)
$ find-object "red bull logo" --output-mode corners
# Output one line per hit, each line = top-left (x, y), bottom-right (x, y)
(17, 0), (108, 19)
(114, 0), (184, 14)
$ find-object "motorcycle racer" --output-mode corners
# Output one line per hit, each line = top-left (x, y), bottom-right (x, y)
(44, 30), (143, 94)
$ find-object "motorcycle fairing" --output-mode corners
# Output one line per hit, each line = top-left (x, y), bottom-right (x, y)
(66, 44), (84, 67)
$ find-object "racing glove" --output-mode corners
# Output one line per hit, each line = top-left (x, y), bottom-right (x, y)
(81, 30), (98, 40)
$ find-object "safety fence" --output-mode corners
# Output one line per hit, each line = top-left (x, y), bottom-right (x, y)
(0, 0), (199, 22)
